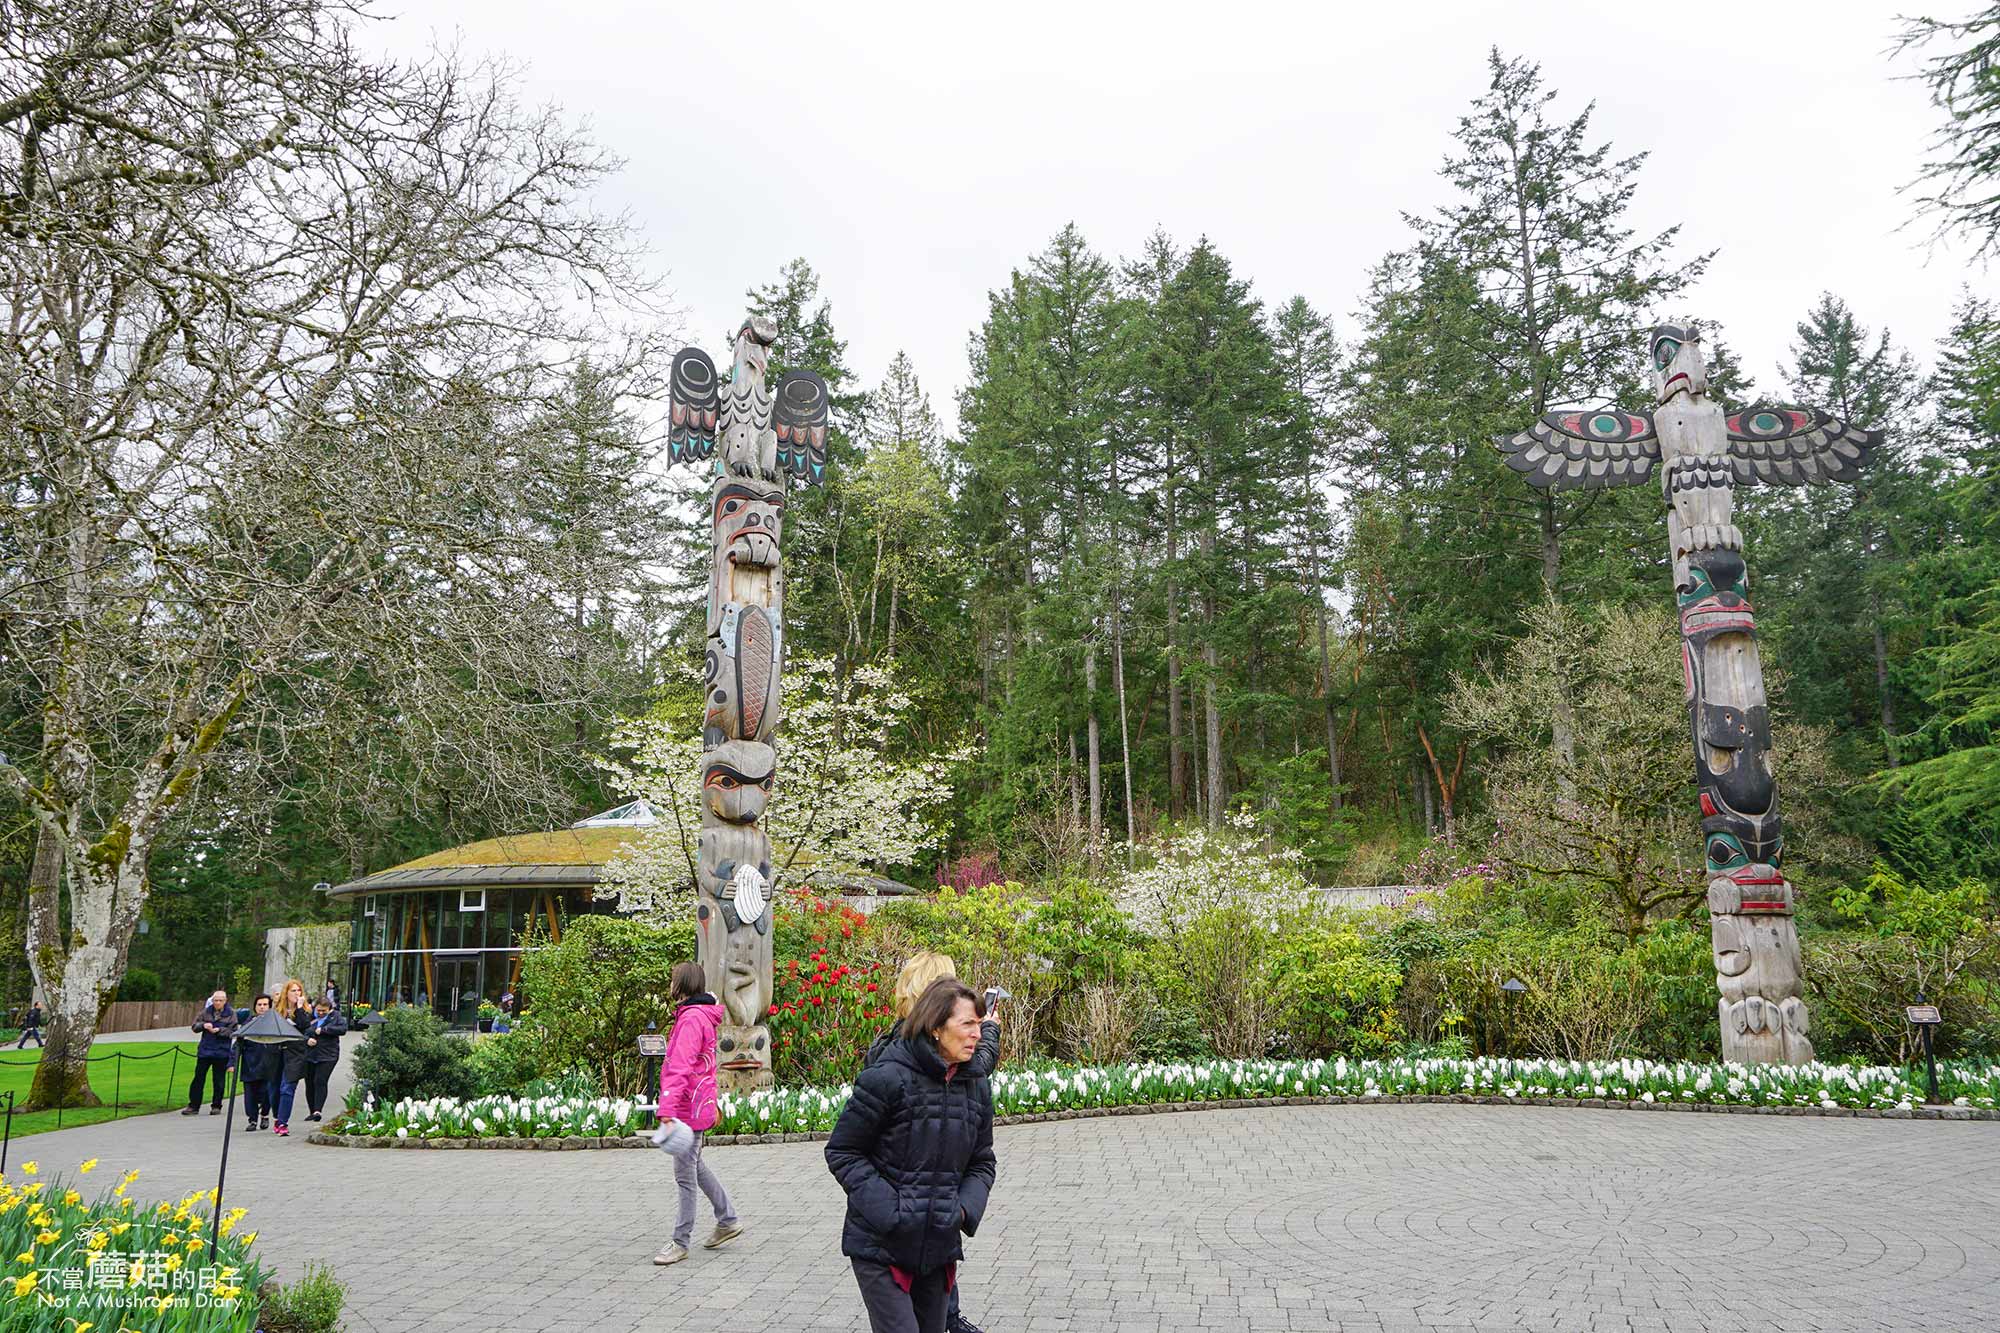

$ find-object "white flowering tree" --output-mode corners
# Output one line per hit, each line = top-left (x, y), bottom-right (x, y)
(1112, 810), (1315, 938)
(598, 655), (975, 923)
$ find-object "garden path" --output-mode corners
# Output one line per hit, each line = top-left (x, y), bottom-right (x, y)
(12, 1085), (2000, 1333)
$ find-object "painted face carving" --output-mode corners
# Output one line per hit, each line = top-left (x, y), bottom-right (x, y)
(1650, 323), (1708, 404)
(712, 479), (784, 571)
(701, 740), (775, 824)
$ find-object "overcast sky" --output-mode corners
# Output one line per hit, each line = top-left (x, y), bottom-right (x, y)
(366, 1), (1981, 428)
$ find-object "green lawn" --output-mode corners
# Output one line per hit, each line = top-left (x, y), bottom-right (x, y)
(0, 1040), (208, 1140)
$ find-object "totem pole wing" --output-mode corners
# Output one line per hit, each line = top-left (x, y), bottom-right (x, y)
(1495, 409), (1660, 489)
(668, 346), (720, 465)
(1724, 406), (1877, 485)
(772, 369), (831, 484)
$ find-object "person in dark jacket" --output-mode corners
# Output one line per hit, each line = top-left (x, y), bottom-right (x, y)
(237, 994), (280, 1131)
(862, 955), (1001, 1333)
(13, 1002), (43, 1049)
(826, 978), (997, 1333)
(182, 990), (238, 1116)
(299, 998), (348, 1121)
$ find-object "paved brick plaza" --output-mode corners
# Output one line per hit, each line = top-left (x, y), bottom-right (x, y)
(18, 1071), (2000, 1333)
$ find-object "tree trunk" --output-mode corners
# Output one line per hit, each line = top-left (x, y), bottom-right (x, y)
(1068, 729), (1083, 828)
(1085, 629), (1103, 853)
(1872, 601), (1897, 768)
(886, 576), (900, 663)
(1203, 638), (1223, 830)
(1309, 534), (1343, 810)
(1113, 594), (1137, 852)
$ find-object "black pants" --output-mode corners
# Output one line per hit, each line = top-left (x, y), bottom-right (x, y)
(14, 1026), (41, 1048)
(243, 1075), (275, 1121)
(851, 1259), (949, 1333)
(302, 1061), (335, 1115)
(187, 1056), (229, 1110)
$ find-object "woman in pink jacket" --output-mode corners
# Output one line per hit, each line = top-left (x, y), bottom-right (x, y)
(651, 961), (744, 1266)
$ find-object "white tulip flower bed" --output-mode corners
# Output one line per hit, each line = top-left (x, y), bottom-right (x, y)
(333, 1056), (2000, 1143)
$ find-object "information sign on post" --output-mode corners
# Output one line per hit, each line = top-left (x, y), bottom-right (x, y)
(1907, 996), (1942, 1105)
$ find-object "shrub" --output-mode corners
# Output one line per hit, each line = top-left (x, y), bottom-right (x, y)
(1263, 908), (1402, 1058)
(115, 965), (161, 1003)
(256, 1262), (347, 1333)
(1131, 997), (1213, 1063)
(351, 1006), (477, 1104)
(514, 914), (692, 1096)
(875, 879), (1139, 1064)
(1143, 902), (1276, 1058)
(465, 1030), (543, 1096)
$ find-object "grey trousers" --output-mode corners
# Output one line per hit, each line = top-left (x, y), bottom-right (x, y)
(851, 1259), (949, 1333)
(670, 1130), (736, 1249)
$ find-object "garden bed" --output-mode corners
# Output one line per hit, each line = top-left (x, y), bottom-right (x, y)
(310, 1055), (2000, 1148)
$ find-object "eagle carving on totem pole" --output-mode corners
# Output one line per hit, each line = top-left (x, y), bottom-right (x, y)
(1496, 324), (1881, 1066)
(665, 314), (830, 1090)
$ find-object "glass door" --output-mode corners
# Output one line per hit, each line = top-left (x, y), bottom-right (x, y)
(433, 957), (482, 1028)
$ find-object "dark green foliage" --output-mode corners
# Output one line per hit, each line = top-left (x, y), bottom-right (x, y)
(351, 1006), (478, 1105)
(114, 967), (160, 1003)
(1131, 1001), (1214, 1063)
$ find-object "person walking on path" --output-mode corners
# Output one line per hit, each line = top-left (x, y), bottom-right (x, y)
(238, 994), (280, 1131)
(13, 1001), (43, 1049)
(300, 998), (348, 1121)
(827, 978), (998, 1333)
(182, 989), (238, 1116)
(649, 962), (743, 1267)
(271, 978), (310, 1136)
(864, 954), (1001, 1333)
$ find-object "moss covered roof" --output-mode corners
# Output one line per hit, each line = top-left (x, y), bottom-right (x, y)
(326, 825), (653, 897)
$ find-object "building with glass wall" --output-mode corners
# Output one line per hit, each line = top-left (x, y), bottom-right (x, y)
(326, 801), (658, 1027)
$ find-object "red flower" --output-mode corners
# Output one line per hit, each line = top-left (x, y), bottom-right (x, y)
(865, 982), (878, 992)
(811, 995), (824, 1006)
(768, 1004), (779, 1016)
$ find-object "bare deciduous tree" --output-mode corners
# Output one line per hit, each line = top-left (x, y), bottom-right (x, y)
(0, 1), (661, 1107)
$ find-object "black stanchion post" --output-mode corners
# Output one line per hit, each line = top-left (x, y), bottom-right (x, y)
(114, 1052), (122, 1122)
(2, 1090), (13, 1174)
(209, 1059), (240, 1264)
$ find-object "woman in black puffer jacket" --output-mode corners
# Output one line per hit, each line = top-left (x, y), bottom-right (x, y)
(826, 978), (997, 1333)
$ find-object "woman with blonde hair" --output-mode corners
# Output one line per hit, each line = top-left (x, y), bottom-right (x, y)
(861, 954), (1000, 1333)
(271, 977), (311, 1137)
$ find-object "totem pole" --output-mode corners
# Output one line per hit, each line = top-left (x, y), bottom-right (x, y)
(667, 316), (829, 1089)
(1497, 323), (1878, 1065)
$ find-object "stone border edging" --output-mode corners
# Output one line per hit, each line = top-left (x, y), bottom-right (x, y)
(305, 1091), (2000, 1149)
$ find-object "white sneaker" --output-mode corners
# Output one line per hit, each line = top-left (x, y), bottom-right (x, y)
(704, 1221), (744, 1249)
(652, 1243), (688, 1266)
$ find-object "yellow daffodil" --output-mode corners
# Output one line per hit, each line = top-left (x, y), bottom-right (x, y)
(162, 1254), (183, 1274)
(119, 1169), (138, 1186)
(117, 1198), (133, 1211)
(11, 1271), (36, 1296)
(87, 1232), (108, 1251)
(20, 1162), (37, 1176)
(213, 1284), (242, 1300)
(61, 1190), (80, 1206)
(23, 1183), (42, 1197)
(238, 1229), (258, 1245)
(110, 1222), (128, 1236)
(70, 1323), (92, 1333)
(127, 1259), (143, 1284)
(77, 1158), (98, 1174)
(14, 1250), (32, 1264)
(155, 1202), (171, 1216)
(36, 1229), (58, 1245)
(159, 1233), (180, 1248)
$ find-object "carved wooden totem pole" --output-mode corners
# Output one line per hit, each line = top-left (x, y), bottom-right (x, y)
(1497, 323), (1878, 1065)
(667, 316), (829, 1089)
